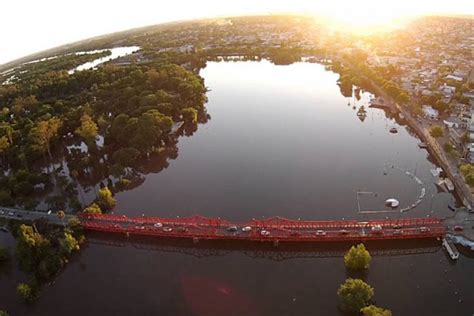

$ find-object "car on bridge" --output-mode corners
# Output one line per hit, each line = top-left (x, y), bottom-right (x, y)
(371, 225), (383, 234)
(420, 227), (430, 233)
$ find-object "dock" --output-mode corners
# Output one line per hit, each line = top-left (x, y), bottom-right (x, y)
(442, 238), (459, 260)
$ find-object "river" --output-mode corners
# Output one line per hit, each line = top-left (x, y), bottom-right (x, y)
(1, 60), (472, 316)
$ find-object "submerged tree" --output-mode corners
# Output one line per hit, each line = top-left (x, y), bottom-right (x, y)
(29, 117), (63, 161)
(17, 283), (37, 304)
(361, 305), (392, 316)
(344, 243), (372, 270)
(75, 114), (98, 146)
(337, 278), (374, 312)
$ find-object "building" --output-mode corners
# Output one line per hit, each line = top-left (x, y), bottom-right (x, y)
(422, 105), (439, 120)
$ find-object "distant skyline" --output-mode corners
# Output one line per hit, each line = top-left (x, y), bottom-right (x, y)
(1, 0), (473, 65)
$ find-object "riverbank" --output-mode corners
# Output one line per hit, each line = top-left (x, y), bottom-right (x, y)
(365, 78), (472, 209)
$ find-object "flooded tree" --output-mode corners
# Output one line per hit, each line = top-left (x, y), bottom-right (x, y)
(337, 278), (374, 312)
(361, 305), (392, 316)
(29, 117), (63, 161)
(344, 243), (372, 270)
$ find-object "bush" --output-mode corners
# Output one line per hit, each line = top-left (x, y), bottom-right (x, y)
(337, 278), (374, 312)
(344, 243), (372, 270)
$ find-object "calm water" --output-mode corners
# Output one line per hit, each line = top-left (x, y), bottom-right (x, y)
(1, 61), (472, 316)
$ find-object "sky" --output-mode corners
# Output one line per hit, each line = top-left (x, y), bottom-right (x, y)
(1, 0), (472, 65)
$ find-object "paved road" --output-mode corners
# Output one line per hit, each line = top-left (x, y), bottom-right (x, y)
(0, 207), (75, 226)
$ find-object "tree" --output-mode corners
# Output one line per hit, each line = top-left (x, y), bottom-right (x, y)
(429, 125), (443, 138)
(459, 164), (474, 186)
(29, 117), (63, 160)
(17, 283), (37, 303)
(0, 136), (10, 165)
(97, 187), (116, 210)
(361, 305), (392, 316)
(0, 310), (10, 316)
(396, 91), (409, 104)
(337, 278), (374, 312)
(434, 100), (449, 113)
(182, 107), (198, 124)
(84, 203), (102, 214)
(57, 210), (66, 227)
(75, 114), (98, 145)
(344, 243), (372, 270)
(60, 232), (80, 254)
(15, 224), (50, 273)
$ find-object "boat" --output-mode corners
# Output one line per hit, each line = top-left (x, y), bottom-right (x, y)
(389, 127), (398, 134)
(385, 198), (400, 208)
(444, 178), (455, 192)
(418, 142), (428, 149)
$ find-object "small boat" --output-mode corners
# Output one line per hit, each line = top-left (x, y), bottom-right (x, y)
(389, 127), (398, 134)
(418, 142), (428, 149)
(385, 198), (400, 208)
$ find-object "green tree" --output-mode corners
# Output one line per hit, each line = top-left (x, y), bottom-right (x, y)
(29, 117), (63, 160)
(429, 125), (443, 138)
(57, 210), (66, 227)
(182, 107), (198, 124)
(459, 164), (474, 186)
(337, 278), (374, 312)
(0, 310), (10, 316)
(361, 305), (392, 316)
(17, 283), (37, 303)
(83, 203), (102, 214)
(344, 243), (372, 270)
(0, 136), (10, 154)
(75, 114), (98, 145)
(97, 187), (116, 210)
(15, 224), (51, 273)
(60, 232), (80, 254)
(396, 91), (409, 104)
(434, 100), (449, 112)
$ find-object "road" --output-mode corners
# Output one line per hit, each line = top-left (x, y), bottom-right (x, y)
(0, 207), (75, 227)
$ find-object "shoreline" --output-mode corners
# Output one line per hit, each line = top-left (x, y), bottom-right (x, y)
(369, 83), (473, 209)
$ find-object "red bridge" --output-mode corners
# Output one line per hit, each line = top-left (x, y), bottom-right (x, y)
(79, 213), (446, 243)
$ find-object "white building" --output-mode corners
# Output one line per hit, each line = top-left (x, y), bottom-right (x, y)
(422, 105), (439, 120)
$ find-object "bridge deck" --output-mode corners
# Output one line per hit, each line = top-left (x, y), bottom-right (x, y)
(79, 214), (446, 243)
